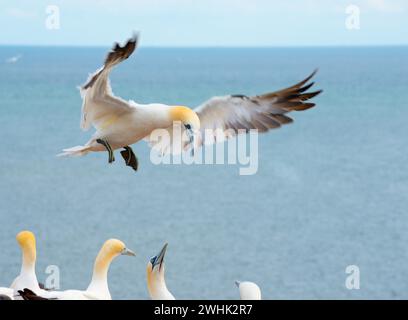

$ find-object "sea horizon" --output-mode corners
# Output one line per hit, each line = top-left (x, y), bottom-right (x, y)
(2, 43), (408, 49)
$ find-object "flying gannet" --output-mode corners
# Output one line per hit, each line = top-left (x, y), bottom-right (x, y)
(147, 243), (175, 300)
(19, 239), (136, 300)
(235, 281), (261, 300)
(59, 33), (322, 171)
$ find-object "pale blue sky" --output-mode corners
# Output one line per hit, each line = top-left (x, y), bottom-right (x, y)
(1, 0), (407, 46)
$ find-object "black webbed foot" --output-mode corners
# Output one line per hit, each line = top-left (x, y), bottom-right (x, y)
(120, 146), (138, 171)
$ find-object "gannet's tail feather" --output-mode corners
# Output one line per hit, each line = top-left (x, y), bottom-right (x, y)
(57, 145), (91, 157)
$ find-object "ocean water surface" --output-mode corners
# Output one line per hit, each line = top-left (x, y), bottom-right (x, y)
(0, 46), (407, 299)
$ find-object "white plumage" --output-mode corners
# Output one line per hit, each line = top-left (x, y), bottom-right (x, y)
(59, 33), (321, 170)
(18, 238), (135, 300)
(147, 243), (175, 300)
(235, 281), (262, 300)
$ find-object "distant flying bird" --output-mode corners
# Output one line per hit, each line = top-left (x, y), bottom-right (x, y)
(19, 239), (136, 300)
(235, 281), (262, 300)
(59, 33), (322, 171)
(147, 243), (175, 300)
(6, 54), (22, 63)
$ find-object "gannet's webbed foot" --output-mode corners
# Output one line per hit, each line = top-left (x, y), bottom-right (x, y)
(120, 146), (138, 171)
(96, 139), (115, 163)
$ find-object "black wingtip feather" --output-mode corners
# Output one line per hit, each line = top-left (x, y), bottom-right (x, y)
(293, 69), (318, 89)
(18, 288), (49, 300)
(298, 81), (315, 93)
(81, 33), (140, 90)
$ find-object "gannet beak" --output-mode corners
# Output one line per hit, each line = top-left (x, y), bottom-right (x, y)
(235, 280), (241, 288)
(153, 243), (168, 271)
(121, 247), (136, 256)
(184, 125), (195, 156)
(190, 136), (195, 156)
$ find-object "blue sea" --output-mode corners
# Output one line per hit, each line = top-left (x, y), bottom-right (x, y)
(0, 46), (407, 299)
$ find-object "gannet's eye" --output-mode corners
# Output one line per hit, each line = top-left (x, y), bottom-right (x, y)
(150, 257), (156, 265)
(185, 124), (191, 130)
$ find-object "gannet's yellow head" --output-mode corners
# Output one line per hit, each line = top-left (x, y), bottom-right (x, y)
(16, 230), (36, 264)
(88, 239), (135, 289)
(170, 106), (200, 154)
(170, 106), (200, 131)
(93, 239), (136, 276)
(101, 239), (136, 258)
(147, 243), (168, 292)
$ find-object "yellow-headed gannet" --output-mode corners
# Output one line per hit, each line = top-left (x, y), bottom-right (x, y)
(19, 239), (135, 300)
(235, 281), (261, 300)
(147, 243), (175, 300)
(9, 231), (45, 297)
(59, 33), (322, 171)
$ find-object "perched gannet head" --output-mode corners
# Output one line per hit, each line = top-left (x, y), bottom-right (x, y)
(235, 281), (262, 300)
(147, 243), (168, 279)
(16, 230), (36, 265)
(93, 239), (135, 276)
(100, 239), (136, 259)
(147, 243), (174, 300)
(88, 239), (135, 294)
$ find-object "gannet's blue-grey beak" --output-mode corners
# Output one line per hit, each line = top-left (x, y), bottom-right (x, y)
(235, 280), (241, 288)
(121, 247), (136, 256)
(151, 243), (168, 271)
(184, 124), (195, 156)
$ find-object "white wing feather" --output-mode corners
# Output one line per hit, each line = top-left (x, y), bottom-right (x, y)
(79, 35), (138, 131)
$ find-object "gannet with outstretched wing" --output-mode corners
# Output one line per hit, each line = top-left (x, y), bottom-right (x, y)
(147, 243), (175, 300)
(235, 281), (261, 300)
(59, 33), (322, 171)
(19, 239), (136, 300)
